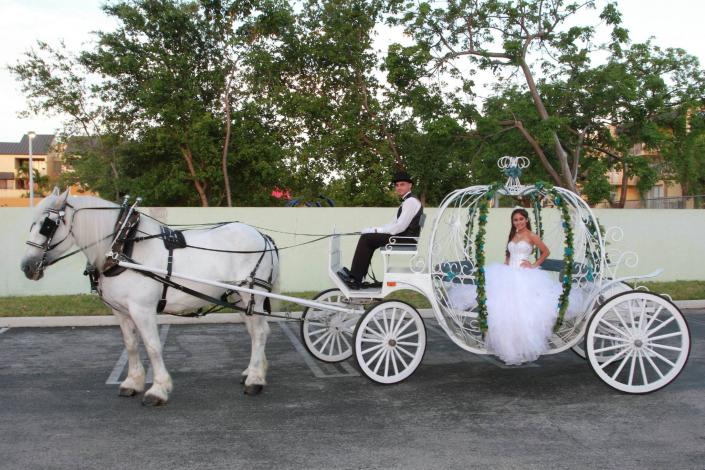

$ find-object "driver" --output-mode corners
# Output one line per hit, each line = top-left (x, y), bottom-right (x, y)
(338, 171), (423, 289)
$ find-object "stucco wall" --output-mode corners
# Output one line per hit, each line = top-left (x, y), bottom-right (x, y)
(1, 206), (703, 297)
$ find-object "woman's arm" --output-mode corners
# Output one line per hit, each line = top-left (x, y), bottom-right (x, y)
(530, 232), (550, 268)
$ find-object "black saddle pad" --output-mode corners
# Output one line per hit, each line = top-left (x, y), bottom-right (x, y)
(161, 226), (187, 250)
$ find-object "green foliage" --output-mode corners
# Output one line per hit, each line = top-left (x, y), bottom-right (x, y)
(10, 0), (705, 209)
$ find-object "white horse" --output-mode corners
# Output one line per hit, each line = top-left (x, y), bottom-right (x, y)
(20, 188), (279, 405)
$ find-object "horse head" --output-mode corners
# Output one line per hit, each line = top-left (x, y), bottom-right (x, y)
(20, 187), (74, 280)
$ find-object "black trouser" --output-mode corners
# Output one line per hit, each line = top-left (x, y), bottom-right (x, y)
(350, 233), (392, 282)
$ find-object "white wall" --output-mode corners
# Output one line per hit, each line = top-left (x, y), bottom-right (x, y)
(2, 206), (704, 297)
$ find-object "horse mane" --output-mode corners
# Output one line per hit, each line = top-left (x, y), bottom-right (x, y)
(68, 195), (121, 269)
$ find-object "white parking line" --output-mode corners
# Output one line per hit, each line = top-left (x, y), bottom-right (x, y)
(106, 324), (170, 385)
(279, 322), (358, 378)
(425, 323), (539, 369)
(0, 328), (9, 335)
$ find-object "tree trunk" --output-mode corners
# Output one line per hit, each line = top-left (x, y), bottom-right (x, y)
(617, 161), (629, 208)
(179, 144), (209, 207)
(222, 88), (233, 207)
(519, 60), (576, 191)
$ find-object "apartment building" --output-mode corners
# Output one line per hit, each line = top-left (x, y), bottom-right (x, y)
(0, 133), (60, 207)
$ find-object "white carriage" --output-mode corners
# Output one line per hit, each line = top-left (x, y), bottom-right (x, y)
(301, 158), (691, 394)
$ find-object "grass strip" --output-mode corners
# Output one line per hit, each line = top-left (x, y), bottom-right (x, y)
(0, 281), (702, 317)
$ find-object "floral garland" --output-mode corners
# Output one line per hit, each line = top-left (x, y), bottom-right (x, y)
(539, 183), (575, 331)
(473, 183), (501, 332)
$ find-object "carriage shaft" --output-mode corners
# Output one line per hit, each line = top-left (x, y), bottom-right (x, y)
(117, 260), (357, 314)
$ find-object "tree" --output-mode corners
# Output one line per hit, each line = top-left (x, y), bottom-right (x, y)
(12, 0), (292, 206)
(389, 0), (630, 192)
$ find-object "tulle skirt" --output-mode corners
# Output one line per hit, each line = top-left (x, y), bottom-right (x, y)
(446, 263), (585, 364)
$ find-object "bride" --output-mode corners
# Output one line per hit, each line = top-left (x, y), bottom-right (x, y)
(448, 208), (582, 365)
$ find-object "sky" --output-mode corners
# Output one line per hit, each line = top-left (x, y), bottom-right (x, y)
(1, 0), (704, 142)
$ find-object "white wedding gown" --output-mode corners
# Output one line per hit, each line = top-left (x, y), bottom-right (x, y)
(447, 240), (584, 365)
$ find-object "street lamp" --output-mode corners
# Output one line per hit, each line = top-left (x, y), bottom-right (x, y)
(27, 131), (36, 207)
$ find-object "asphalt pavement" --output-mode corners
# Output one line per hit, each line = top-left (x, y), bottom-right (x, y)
(0, 312), (704, 470)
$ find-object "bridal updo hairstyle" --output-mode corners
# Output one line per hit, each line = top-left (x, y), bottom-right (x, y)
(506, 208), (532, 259)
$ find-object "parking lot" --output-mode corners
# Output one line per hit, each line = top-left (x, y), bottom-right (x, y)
(1, 313), (704, 470)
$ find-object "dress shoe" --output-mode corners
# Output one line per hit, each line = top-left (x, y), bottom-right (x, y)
(344, 277), (362, 290)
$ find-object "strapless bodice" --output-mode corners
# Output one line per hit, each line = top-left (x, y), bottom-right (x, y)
(507, 240), (532, 268)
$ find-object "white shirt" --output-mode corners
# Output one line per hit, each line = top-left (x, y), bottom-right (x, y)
(366, 192), (422, 235)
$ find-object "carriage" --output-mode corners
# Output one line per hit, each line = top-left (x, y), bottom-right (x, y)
(299, 157), (691, 394)
(21, 157), (690, 404)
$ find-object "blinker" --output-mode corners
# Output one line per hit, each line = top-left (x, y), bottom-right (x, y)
(39, 217), (59, 237)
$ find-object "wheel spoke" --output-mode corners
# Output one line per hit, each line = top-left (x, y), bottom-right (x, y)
(396, 340), (420, 347)
(646, 316), (676, 336)
(628, 300), (636, 333)
(328, 333), (337, 356)
(609, 349), (632, 380)
(627, 351), (637, 386)
(396, 344), (416, 360)
(365, 345), (386, 369)
(383, 349), (391, 377)
(647, 331), (682, 342)
(363, 325), (385, 340)
(396, 330), (420, 342)
(643, 305), (664, 331)
(372, 316), (387, 336)
(311, 330), (332, 347)
(394, 318), (417, 338)
(372, 349), (387, 374)
(637, 350), (648, 386)
(360, 336), (385, 344)
(392, 347), (408, 369)
(598, 346), (630, 370)
(648, 343), (682, 352)
(594, 342), (629, 354)
(593, 333), (629, 342)
(644, 346), (676, 367)
(599, 318), (629, 338)
(361, 343), (384, 355)
(318, 331), (334, 352)
(306, 321), (327, 328)
(340, 331), (352, 350)
(643, 349), (665, 378)
(307, 327), (329, 336)
(613, 308), (633, 338)
(391, 311), (409, 336)
(390, 348), (399, 376)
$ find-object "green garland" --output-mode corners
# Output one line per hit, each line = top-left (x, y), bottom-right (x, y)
(473, 183), (501, 332)
(472, 181), (575, 334)
(542, 183), (574, 331)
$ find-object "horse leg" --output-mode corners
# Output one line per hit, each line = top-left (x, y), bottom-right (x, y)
(115, 311), (145, 397)
(242, 294), (270, 395)
(129, 307), (173, 406)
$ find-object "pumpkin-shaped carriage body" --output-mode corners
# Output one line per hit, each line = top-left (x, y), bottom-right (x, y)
(302, 158), (691, 394)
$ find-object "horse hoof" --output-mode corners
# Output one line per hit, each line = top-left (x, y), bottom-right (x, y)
(142, 394), (167, 406)
(240, 375), (247, 385)
(119, 387), (137, 397)
(243, 384), (263, 395)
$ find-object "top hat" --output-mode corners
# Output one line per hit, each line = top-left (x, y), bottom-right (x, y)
(392, 170), (413, 184)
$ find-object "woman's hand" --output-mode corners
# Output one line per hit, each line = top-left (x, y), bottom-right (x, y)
(520, 260), (534, 269)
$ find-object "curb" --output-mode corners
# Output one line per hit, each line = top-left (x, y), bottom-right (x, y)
(0, 304), (701, 329)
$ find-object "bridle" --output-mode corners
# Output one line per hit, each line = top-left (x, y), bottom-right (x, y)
(26, 202), (74, 270)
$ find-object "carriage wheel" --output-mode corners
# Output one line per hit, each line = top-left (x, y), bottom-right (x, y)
(300, 289), (363, 363)
(586, 291), (690, 394)
(353, 300), (426, 385)
(572, 281), (633, 360)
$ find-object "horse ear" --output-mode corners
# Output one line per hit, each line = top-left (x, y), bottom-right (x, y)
(51, 187), (60, 196)
(59, 188), (70, 204)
